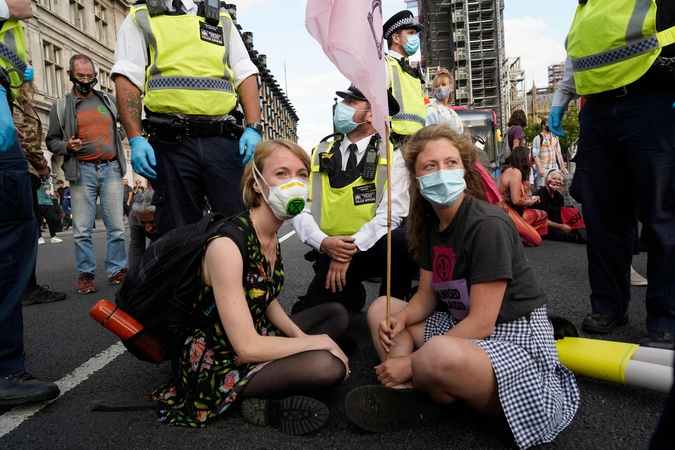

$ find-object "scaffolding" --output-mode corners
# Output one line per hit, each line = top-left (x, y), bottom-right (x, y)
(547, 62), (565, 90)
(505, 56), (526, 118)
(411, 0), (508, 128)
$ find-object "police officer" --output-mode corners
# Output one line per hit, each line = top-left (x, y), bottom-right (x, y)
(549, 1), (675, 349)
(111, 0), (263, 235)
(0, 0), (61, 406)
(383, 10), (426, 142)
(291, 85), (418, 314)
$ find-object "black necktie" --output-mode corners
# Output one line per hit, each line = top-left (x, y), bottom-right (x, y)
(345, 144), (358, 172)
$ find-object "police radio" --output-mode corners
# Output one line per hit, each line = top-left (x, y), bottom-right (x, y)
(361, 148), (377, 180)
(147, 0), (168, 16)
(203, 0), (220, 24)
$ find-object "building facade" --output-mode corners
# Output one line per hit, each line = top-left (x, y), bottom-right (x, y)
(23, 1), (297, 182)
(412, 0), (508, 128)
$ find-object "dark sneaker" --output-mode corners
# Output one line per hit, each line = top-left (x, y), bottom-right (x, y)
(581, 312), (629, 334)
(639, 330), (675, 350)
(22, 285), (67, 306)
(344, 385), (441, 433)
(240, 396), (329, 435)
(77, 273), (97, 294)
(0, 371), (60, 407)
(108, 268), (127, 285)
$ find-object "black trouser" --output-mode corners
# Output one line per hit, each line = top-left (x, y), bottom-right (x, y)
(298, 226), (419, 313)
(542, 226), (582, 243)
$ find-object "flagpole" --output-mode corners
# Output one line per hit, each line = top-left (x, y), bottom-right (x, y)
(385, 121), (392, 361)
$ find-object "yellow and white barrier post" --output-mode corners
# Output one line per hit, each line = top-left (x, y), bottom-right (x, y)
(556, 337), (674, 393)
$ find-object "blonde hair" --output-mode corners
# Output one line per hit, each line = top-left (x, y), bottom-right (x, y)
(432, 68), (454, 90)
(403, 125), (488, 261)
(241, 139), (311, 207)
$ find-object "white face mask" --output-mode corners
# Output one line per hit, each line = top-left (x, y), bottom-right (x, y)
(253, 163), (308, 221)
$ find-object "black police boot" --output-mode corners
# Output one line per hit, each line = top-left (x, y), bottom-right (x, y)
(0, 371), (60, 407)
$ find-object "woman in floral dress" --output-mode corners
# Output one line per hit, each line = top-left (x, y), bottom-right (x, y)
(150, 140), (350, 434)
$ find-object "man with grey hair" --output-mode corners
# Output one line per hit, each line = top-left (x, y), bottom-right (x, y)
(128, 190), (159, 271)
(46, 54), (128, 294)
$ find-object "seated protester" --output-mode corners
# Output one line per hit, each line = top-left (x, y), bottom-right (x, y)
(127, 190), (160, 271)
(149, 140), (350, 432)
(291, 85), (419, 314)
(498, 145), (548, 247)
(346, 125), (580, 448)
(532, 169), (586, 244)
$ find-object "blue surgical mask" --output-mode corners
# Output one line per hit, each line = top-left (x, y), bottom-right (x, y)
(403, 34), (420, 56)
(434, 86), (450, 100)
(417, 169), (466, 208)
(24, 66), (34, 83)
(333, 102), (368, 135)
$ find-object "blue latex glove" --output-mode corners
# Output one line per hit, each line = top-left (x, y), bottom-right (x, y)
(239, 127), (261, 165)
(129, 136), (157, 179)
(24, 66), (34, 83)
(548, 106), (566, 138)
(0, 86), (16, 152)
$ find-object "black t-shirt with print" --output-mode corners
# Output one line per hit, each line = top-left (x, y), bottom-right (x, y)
(420, 196), (546, 324)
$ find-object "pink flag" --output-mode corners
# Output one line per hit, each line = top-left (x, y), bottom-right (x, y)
(306, 0), (389, 139)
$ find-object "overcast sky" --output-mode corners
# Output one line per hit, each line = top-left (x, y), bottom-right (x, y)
(234, 0), (576, 150)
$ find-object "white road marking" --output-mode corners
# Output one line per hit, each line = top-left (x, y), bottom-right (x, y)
(0, 342), (126, 438)
(1, 230), (299, 437)
(279, 230), (295, 243)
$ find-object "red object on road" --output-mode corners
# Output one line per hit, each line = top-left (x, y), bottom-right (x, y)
(90, 299), (165, 364)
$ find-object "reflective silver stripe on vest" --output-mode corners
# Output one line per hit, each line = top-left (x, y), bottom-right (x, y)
(391, 112), (425, 126)
(134, 8), (232, 82)
(375, 154), (387, 206)
(0, 39), (26, 73)
(572, 35), (659, 71)
(572, 0), (657, 72)
(133, 9), (160, 78)
(310, 140), (332, 227)
(147, 76), (234, 92)
(626, 0), (652, 43)
(388, 56), (406, 114)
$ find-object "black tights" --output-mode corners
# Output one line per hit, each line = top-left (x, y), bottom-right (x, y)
(239, 302), (348, 399)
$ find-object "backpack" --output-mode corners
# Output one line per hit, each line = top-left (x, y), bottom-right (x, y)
(497, 126), (513, 165)
(114, 212), (248, 363)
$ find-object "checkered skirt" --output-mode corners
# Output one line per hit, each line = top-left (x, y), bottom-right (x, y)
(424, 306), (580, 449)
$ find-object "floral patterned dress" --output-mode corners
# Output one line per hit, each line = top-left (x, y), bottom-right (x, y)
(149, 211), (283, 427)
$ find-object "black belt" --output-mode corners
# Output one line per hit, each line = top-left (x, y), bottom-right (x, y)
(585, 63), (675, 100)
(142, 113), (244, 145)
(79, 157), (117, 170)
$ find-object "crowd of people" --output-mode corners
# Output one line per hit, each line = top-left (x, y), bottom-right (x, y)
(1, 2), (672, 449)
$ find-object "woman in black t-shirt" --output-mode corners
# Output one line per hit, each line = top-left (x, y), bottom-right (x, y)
(345, 125), (579, 449)
(532, 169), (587, 243)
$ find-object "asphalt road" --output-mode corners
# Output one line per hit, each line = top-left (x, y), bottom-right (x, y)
(0, 222), (667, 449)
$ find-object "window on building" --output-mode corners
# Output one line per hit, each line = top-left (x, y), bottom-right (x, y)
(69, 0), (85, 31)
(43, 41), (64, 97)
(98, 69), (113, 93)
(37, 0), (55, 11)
(94, 1), (108, 45)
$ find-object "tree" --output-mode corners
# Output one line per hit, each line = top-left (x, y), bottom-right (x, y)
(521, 104), (580, 158)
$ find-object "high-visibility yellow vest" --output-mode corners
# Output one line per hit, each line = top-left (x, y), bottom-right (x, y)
(566, 0), (675, 95)
(309, 135), (391, 236)
(130, 6), (237, 115)
(386, 55), (425, 136)
(0, 20), (27, 101)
